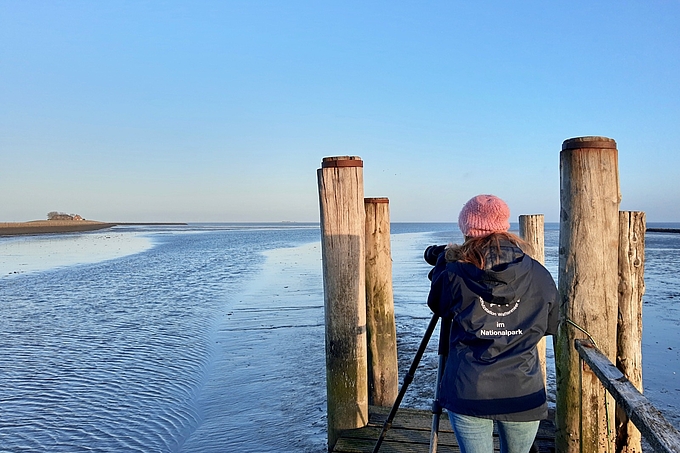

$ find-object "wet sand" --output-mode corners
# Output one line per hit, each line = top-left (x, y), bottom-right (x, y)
(0, 230), (156, 277)
(0, 220), (115, 236)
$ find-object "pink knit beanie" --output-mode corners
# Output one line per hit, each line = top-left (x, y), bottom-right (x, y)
(458, 194), (511, 238)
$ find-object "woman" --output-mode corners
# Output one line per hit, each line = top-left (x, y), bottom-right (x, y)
(427, 194), (559, 453)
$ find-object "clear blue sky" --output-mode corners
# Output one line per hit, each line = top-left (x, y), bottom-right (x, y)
(2, 1), (679, 223)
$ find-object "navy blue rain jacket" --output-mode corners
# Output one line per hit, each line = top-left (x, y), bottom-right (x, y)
(427, 241), (559, 421)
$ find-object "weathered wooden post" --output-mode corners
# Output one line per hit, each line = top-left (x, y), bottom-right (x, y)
(616, 211), (646, 453)
(364, 197), (399, 407)
(519, 214), (547, 386)
(556, 136), (621, 453)
(317, 156), (369, 450)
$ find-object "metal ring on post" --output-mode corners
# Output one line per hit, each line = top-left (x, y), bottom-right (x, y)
(562, 136), (617, 150)
(322, 157), (364, 168)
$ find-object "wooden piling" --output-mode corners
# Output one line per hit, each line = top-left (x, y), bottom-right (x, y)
(364, 197), (399, 408)
(556, 137), (621, 453)
(318, 156), (369, 451)
(519, 214), (547, 387)
(616, 211), (646, 453)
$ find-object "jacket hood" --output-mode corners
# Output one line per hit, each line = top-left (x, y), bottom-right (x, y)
(447, 241), (530, 306)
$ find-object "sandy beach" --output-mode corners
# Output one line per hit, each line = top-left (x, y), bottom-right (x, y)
(0, 220), (116, 236)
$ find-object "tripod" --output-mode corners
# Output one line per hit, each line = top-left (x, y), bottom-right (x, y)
(430, 316), (451, 452)
(372, 314), (451, 453)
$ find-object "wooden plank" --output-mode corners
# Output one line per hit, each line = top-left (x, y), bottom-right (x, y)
(341, 425), (459, 446)
(575, 339), (680, 453)
(334, 431), (555, 453)
(333, 436), (462, 453)
(368, 405), (453, 432)
(333, 406), (556, 453)
(368, 406), (555, 438)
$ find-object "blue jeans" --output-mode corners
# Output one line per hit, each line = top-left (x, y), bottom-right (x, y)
(448, 412), (540, 453)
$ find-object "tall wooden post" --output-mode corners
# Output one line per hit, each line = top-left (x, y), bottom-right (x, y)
(616, 211), (646, 453)
(364, 197), (399, 407)
(317, 156), (368, 450)
(519, 214), (547, 387)
(556, 137), (621, 453)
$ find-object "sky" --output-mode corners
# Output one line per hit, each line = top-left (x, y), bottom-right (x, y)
(1, 1), (679, 223)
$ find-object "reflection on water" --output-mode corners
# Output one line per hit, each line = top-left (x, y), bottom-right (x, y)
(0, 231), (154, 277)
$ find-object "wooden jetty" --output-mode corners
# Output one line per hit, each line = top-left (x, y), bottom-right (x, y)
(332, 406), (556, 452)
(317, 137), (680, 453)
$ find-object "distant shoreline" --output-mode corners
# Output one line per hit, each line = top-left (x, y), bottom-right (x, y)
(2, 221), (678, 237)
(646, 228), (680, 234)
(0, 220), (187, 237)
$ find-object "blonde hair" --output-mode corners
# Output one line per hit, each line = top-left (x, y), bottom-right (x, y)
(455, 232), (532, 270)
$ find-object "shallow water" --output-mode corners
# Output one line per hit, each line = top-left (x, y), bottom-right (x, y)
(0, 230), (154, 277)
(0, 224), (324, 452)
(1, 222), (679, 452)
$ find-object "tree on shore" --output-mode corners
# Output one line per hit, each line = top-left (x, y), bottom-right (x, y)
(47, 211), (84, 221)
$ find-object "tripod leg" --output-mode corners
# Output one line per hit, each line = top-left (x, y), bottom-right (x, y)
(429, 317), (451, 453)
(429, 353), (446, 452)
(372, 314), (440, 453)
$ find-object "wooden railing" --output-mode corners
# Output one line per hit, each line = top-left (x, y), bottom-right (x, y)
(575, 339), (680, 453)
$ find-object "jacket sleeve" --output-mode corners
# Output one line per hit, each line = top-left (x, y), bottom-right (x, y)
(545, 282), (559, 336)
(427, 258), (454, 317)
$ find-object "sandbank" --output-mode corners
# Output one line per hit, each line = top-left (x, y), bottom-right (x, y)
(0, 220), (115, 236)
(0, 220), (190, 237)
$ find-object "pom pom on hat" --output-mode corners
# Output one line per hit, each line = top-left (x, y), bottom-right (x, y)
(458, 194), (510, 238)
